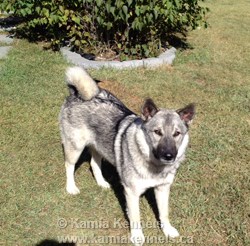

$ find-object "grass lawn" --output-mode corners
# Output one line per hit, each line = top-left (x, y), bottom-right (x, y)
(0, 0), (249, 245)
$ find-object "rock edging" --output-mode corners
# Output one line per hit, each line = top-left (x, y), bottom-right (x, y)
(60, 47), (176, 69)
(0, 34), (13, 59)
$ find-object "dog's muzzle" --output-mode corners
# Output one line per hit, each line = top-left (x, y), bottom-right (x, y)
(153, 143), (177, 165)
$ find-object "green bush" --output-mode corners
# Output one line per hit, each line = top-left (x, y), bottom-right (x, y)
(0, 0), (209, 60)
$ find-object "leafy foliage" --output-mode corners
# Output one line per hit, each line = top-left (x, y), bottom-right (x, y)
(0, 0), (209, 59)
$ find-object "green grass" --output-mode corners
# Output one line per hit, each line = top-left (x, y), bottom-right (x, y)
(0, 0), (249, 245)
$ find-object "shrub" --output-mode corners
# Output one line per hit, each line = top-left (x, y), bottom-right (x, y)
(0, 0), (209, 60)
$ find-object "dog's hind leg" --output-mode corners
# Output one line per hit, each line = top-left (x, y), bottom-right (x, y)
(90, 150), (110, 189)
(63, 142), (85, 195)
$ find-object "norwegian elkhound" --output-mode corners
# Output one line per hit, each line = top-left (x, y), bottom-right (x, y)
(59, 67), (195, 246)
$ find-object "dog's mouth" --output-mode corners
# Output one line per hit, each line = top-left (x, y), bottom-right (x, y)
(159, 158), (176, 165)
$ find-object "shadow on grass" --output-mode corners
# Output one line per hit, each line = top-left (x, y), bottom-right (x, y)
(75, 148), (91, 171)
(167, 34), (193, 50)
(101, 161), (129, 221)
(144, 188), (160, 223)
(36, 239), (75, 246)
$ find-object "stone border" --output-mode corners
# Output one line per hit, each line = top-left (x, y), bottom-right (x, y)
(0, 34), (14, 44)
(0, 46), (12, 59)
(0, 34), (13, 59)
(61, 47), (176, 69)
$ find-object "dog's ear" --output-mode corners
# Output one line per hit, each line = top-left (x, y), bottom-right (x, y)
(142, 98), (158, 120)
(177, 103), (195, 125)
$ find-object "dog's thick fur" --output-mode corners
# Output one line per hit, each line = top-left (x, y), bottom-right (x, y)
(59, 67), (195, 246)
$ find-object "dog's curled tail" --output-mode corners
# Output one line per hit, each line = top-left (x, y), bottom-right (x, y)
(66, 66), (99, 100)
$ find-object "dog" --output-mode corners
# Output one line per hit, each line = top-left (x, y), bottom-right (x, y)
(59, 67), (195, 246)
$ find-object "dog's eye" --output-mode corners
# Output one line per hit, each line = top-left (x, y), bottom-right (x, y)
(154, 129), (162, 136)
(173, 131), (181, 137)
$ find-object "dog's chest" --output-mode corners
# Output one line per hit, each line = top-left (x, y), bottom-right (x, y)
(135, 172), (176, 193)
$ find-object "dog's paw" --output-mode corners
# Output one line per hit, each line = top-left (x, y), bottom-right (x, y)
(97, 180), (111, 189)
(130, 229), (145, 246)
(66, 184), (80, 195)
(162, 224), (180, 238)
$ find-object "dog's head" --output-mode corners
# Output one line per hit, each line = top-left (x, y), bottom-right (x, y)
(141, 99), (195, 165)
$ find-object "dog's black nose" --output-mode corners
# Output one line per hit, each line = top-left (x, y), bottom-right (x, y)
(163, 153), (174, 161)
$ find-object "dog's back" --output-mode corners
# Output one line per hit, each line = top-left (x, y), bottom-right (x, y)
(60, 67), (134, 165)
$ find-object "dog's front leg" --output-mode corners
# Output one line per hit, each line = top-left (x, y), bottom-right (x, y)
(154, 183), (180, 238)
(124, 186), (145, 246)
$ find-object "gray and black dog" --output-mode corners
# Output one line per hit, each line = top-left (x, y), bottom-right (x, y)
(59, 67), (195, 246)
